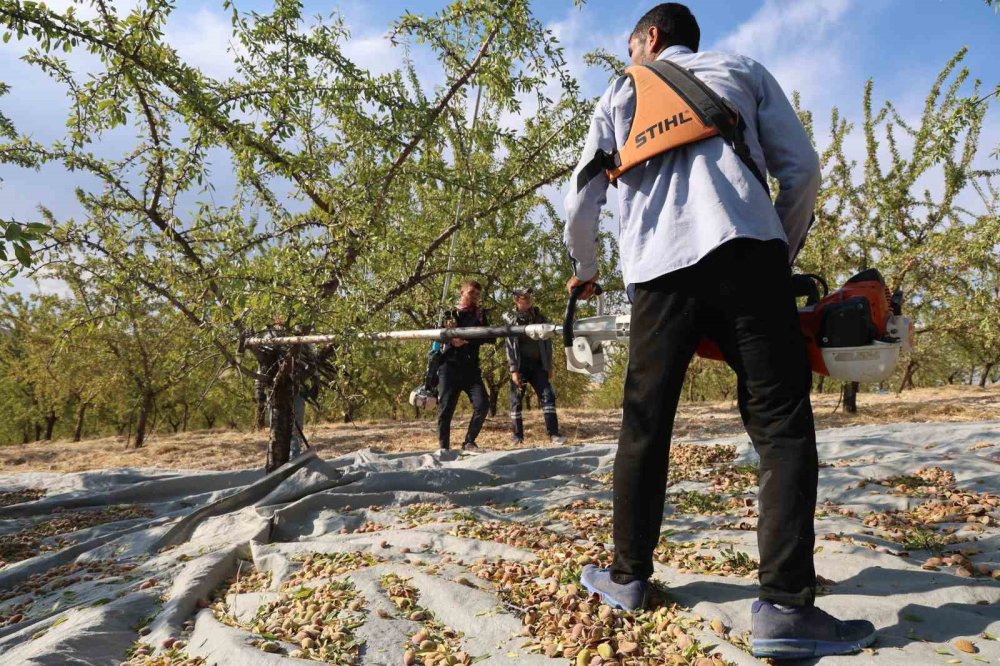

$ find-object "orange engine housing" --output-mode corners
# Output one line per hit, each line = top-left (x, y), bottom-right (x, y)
(695, 279), (893, 377)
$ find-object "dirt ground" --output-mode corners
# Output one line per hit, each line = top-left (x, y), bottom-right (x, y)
(1, 385), (997, 474)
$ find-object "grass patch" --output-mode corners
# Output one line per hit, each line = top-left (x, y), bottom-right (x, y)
(900, 528), (948, 553)
(669, 490), (730, 515)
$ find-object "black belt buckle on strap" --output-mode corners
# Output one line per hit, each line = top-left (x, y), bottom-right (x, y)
(576, 148), (619, 193)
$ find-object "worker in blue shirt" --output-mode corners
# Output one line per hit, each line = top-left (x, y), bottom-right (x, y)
(564, 3), (875, 659)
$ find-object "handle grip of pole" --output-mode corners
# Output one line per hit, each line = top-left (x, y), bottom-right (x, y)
(563, 282), (603, 349)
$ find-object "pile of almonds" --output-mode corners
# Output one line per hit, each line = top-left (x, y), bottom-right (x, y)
(873, 467), (957, 495)
(400, 503), (457, 525)
(284, 552), (381, 588)
(353, 522), (389, 534)
(242, 579), (367, 664)
(654, 540), (758, 577)
(590, 472), (614, 486)
(0, 488), (45, 508)
(472, 543), (726, 666)
(484, 501), (526, 515)
(0, 504), (153, 565)
(221, 561), (271, 595)
(381, 574), (470, 666)
(671, 443), (738, 468)
(449, 520), (570, 551)
(547, 503), (613, 541)
(920, 551), (998, 579)
(700, 465), (758, 494)
(863, 491), (996, 537)
(667, 491), (746, 516)
(121, 642), (205, 666)
(0, 558), (136, 626)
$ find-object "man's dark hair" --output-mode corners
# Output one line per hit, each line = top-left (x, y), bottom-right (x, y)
(631, 3), (700, 52)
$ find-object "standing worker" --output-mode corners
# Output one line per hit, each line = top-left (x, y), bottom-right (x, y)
(504, 288), (566, 446)
(436, 280), (491, 452)
(564, 4), (876, 659)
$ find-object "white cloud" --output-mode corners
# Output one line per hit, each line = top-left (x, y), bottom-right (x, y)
(341, 31), (399, 76)
(711, 0), (855, 110)
(713, 0), (852, 58)
(164, 6), (239, 80)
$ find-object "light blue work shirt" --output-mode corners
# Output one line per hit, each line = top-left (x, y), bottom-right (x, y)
(564, 45), (821, 286)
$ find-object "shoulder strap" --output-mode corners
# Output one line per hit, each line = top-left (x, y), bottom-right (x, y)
(576, 60), (770, 195)
(648, 60), (769, 193)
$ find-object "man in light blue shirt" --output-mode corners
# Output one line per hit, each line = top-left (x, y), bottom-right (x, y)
(567, 4), (875, 659)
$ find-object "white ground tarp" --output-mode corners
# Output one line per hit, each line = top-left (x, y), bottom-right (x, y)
(0, 420), (997, 665)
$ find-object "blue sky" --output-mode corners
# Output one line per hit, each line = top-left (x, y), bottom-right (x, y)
(1, 0), (998, 294)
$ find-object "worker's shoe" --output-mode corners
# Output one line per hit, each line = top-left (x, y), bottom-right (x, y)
(580, 565), (648, 612)
(461, 441), (479, 451)
(750, 601), (876, 659)
(511, 436), (524, 446)
(549, 434), (567, 445)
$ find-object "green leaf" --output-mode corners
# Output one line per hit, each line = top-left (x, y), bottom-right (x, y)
(14, 243), (31, 267)
(291, 587), (314, 599)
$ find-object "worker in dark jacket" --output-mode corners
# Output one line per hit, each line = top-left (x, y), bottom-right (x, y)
(437, 280), (491, 452)
(504, 288), (566, 445)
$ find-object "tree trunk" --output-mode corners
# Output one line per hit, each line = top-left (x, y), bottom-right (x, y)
(43, 410), (58, 440)
(34, 423), (42, 442)
(181, 402), (190, 432)
(73, 402), (88, 442)
(266, 350), (297, 473)
(132, 392), (155, 449)
(897, 360), (918, 393)
(969, 367), (976, 385)
(255, 392), (267, 430)
(979, 363), (994, 388)
(842, 381), (858, 414)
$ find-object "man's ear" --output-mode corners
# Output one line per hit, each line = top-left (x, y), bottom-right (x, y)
(649, 25), (664, 54)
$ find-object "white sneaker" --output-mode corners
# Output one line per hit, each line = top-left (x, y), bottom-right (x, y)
(550, 435), (567, 445)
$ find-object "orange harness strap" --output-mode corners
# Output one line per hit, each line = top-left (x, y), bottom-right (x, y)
(576, 59), (768, 194)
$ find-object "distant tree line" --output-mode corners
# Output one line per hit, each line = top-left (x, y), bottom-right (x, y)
(0, 2), (995, 451)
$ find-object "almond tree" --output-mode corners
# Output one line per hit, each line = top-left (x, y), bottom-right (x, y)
(0, 0), (592, 467)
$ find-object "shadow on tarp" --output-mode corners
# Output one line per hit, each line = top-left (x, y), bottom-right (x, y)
(668, 566), (1000, 662)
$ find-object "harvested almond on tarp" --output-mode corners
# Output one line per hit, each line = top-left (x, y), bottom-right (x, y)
(954, 639), (977, 654)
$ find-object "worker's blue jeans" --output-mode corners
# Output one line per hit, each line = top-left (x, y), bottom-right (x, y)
(509, 362), (559, 439)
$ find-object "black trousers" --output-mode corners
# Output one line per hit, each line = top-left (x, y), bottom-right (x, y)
(611, 238), (818, 607)
(437, 365), (488, 449)
(509, 362), (559, 439)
